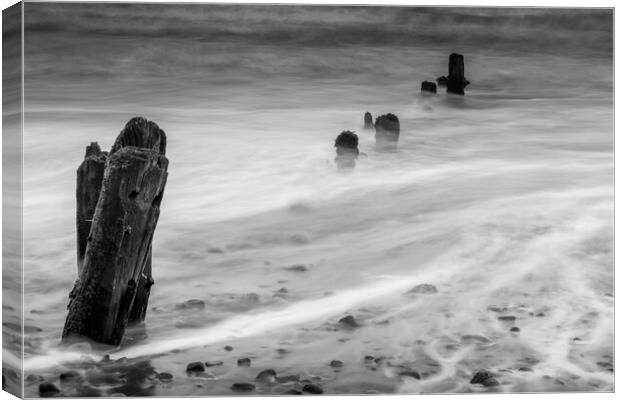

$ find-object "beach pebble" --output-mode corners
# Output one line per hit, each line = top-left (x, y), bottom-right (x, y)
(406, 284), (438, 294)
(470, 371), (500, 387)
(186, 362), (205, 372)
(237, 358), (251, 367)
(510, 327), (520, 333)
(175, 299), (206, 310)
(302, 383), (324, 394)
(231, 382), (256, 392)
(59, 370), (81, 383)
(518, 367), (533, 372)
(487, 306), (507, 313)
(329, 360), (344, 368)
(205, 361), (223, 367)
(256, 369), (277, 384)
(498, 315), (517, 322)
(535, 312), (545, 317)
(38, 382), (61, 397)
(157, 372), (173, 382)
(285, 264), (308, 272)
(338, 315), (359, 329)
(596, 361), (613, 372)
(276, 348), (289, 355)
(224, 345), (233, 351)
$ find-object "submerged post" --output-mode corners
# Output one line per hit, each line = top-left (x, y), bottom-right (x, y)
(334, 131), (359, 169)
(63, 117), (168, 345)
(374, 113), (400, 152)
(364, 112), (374, 129)
(447, 53), (465, 95)
(421, 81), (437, 94)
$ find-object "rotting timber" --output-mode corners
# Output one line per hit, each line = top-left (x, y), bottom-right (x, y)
(63, 117), (168, 346)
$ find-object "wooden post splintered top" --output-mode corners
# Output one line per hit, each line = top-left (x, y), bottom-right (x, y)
(110, 117), (167, 156)
(84, 142), (103, 158)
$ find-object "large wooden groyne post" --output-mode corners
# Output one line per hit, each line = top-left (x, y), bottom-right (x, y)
(447, 53), (465, 95)
(63, 117), (168, 345)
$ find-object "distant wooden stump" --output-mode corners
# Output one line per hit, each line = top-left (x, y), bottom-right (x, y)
(374, 114), (400, 152)
(334, 131), (359, 169)
(436, 76), (448, 87)
(63, 117), (169, 346)
(421, 81), (437, 94)
(447, 53), (466, 95)
(364, 112), (374, 129)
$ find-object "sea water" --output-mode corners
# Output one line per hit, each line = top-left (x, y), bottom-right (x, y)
(5, 4), (613, 396)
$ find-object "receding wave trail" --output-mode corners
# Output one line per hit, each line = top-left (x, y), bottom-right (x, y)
(23, 261), (463, 371)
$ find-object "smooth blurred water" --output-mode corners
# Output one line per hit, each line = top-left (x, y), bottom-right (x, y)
(12, 4), (613, 396)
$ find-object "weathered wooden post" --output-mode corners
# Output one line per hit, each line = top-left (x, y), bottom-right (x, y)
(75, 141), (154, 326)
(421, 81), (437, 94)
(63, 117), (168, 345)
(364, 112), (374, 129)
(76, 142), (108, 275)
(334, 130), (359, 169)
(374, 113), (400, 152)
(447, 53), (466, 95)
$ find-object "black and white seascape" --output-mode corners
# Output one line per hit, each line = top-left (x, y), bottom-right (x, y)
(8, 3), (614, 397)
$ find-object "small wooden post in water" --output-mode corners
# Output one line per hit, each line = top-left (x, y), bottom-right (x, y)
(334, 131), (359, 169)
(63, 117), (168, 345)
(374, 113), (400, 152)
(447, 53), (466, 95)
(364, 112), (374, 129)
(421, 81), (437, 94)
